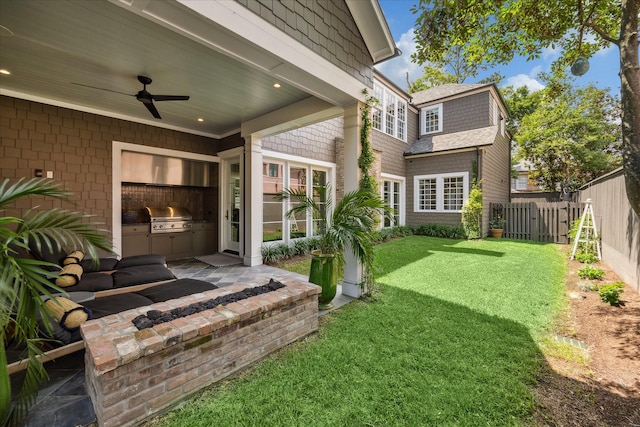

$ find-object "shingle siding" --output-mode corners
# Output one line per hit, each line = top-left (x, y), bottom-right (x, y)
(236, 0), (373, 87)
(262, 119), (339, 163)
(441, 92), (490, 134)
(0, 96), (222, 229)
(479, 129), (511, 233)
(405, 150), (477, 227)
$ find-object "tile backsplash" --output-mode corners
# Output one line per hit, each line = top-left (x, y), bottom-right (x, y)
(122, 184), (217, 222)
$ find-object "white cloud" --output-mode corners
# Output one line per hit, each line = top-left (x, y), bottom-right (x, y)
(503, 74), (545, 92)
(374, 28), (422, 91)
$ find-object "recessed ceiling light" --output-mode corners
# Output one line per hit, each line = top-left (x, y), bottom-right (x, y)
(197, 118), (204, 122)
(0, 69), (10, 75)
(273, 83), (281, 88)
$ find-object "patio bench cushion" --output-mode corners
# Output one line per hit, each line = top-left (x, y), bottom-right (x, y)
(112, 264), (176, 288)
(135, 278), (217, 303)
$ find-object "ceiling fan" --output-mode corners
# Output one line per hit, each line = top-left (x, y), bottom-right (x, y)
(73, 75), (189, 119)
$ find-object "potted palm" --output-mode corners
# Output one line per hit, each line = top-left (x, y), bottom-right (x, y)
(1, 178), (111, 425)
(278, 185), (392, 309)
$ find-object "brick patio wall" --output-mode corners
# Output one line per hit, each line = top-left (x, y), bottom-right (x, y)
(81, 280), (320, 427)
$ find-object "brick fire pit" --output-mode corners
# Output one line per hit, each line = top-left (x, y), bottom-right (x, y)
(81, 279), (320, 427)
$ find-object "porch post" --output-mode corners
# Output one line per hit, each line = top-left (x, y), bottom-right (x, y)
(341, 102), (365, 297)
(243, 134), (264, 266)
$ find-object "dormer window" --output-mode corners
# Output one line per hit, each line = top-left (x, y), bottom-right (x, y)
(420, 103), (443, 135)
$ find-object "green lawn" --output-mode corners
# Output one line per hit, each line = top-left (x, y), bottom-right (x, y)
(149, 236), (566, 427)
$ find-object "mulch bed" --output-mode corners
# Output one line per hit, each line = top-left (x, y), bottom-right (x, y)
(533, 252), (640, 426)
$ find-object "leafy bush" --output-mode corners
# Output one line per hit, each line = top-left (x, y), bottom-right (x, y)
(461, 183), (482, 239)
(374, 226), (414, 242)
(413, 223), (466, 239)
(262, 237), (320, 264)
(598, 282), (624, 306)
(574, 252), (598, 264)
(577, 265), (604, 280)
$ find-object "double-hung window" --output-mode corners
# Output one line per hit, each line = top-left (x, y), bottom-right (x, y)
(372, 81), (407, 142)
(414, 172), (469, 213)
(420, 103), (443, 134)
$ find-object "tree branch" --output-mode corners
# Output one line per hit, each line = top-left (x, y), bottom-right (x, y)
(585, 22), (620, 45)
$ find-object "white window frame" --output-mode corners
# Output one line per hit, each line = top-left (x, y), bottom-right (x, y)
(261, 150), (335, 246)
(414, 172), (469, 213)
(420, 103), (443, 135)
(516, 175), (528, 190)
(373, 81), (408, 142)
(381, 173), (405, 227)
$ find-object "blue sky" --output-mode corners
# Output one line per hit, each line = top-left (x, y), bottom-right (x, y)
(376, 0), (621, 95)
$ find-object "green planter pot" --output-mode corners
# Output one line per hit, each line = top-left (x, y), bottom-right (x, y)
(309, 251), (338, 310)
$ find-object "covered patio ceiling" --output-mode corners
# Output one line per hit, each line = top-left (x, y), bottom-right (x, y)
(0, 0), (393, 139)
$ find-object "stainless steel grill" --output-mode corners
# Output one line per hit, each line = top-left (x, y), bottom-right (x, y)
(145, 207), (193, 234)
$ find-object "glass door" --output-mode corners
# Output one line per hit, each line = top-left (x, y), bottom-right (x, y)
(225, 161), (241, 253)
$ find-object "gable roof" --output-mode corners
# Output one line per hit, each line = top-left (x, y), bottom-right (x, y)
(405, 126), (499, 156)
(411, 83), (490, 106)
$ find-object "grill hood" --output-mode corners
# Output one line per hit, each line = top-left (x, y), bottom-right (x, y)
(121, 151), (213, 187)
(145, 207), (192, 220)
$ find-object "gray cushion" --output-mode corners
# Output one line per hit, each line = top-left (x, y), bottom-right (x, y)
(112, 265), (175, 288)
(81, 257), (118, 273)
(135, 279), (217, 303)
(115, 254), (166, 269)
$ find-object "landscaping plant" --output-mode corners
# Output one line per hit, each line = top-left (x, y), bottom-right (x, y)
(461, 181), (482, 239)
(577, 265), (605, 280)
(598, 282), (625, 306)
(0, 178), (111, 425)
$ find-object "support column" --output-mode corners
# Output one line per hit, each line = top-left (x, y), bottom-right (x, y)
(243, 134), (264, 266)
(341, 102), (365, 297)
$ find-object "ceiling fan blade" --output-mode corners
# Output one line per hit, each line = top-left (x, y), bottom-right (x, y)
(143, 102), (162, 119)
(71, 82), (133, 97)
(151, 95), (190, 101)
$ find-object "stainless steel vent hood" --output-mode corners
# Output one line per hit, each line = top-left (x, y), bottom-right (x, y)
(121, 151), (213, 187)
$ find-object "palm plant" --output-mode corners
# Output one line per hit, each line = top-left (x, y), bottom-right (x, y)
(278, 185), (393, 306)
(0, 178), (111, 425)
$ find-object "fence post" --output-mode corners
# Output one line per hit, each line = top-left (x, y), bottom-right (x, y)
(529, 202), (538, 241)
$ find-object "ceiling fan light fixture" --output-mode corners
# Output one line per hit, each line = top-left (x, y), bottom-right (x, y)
(197, 118), (204, 122)
(0, 69), (11, 75)
(273, 83), (281, 88)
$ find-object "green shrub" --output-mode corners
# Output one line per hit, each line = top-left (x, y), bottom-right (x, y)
(413, 223), (466, 239)
(461, 183), (482, 239)
(577, 265), (604, 280)
(574, 252), (598, 264)
(598, 282), (624, 305)
(374, 226), (414, 243)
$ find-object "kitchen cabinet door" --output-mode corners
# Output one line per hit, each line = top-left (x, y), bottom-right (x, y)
(121, 225), (150, 257)
(150, 233), (193, 261)
(192, 223), (216, 256)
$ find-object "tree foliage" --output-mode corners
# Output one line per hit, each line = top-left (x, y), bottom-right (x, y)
(411, 0), (640, 216)
(407, 45), (504, 93)
(510, 77), (621, 194)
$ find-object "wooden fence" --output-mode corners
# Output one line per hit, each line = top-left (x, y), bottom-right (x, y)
(490, 202), (582, 243)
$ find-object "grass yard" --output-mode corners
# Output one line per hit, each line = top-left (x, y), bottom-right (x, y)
(147, 236), (566, 427)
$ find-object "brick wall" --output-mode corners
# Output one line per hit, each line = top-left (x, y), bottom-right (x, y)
(236, 0), (373, 87)
(0, 96), (225, 229)
(82, 279), (320, 427)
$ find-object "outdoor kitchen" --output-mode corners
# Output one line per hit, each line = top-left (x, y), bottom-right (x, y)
(120, 151), (219, 260)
